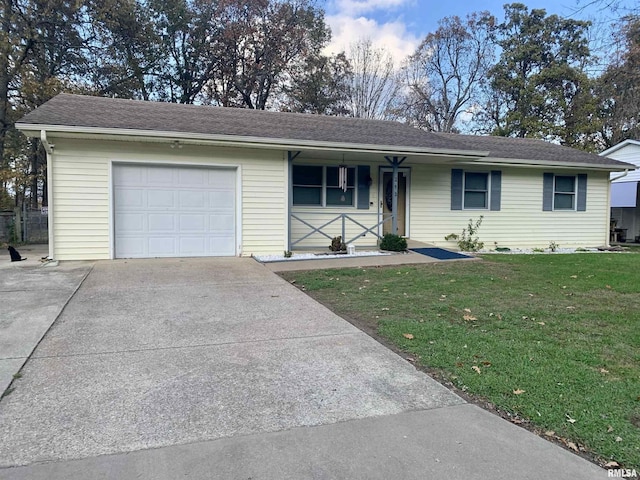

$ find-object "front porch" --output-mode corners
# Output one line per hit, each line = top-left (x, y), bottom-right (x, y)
(287, 152), (411, 251)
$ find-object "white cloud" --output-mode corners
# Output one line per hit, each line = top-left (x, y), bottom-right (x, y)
(325, 14), (420, 67)
(333, 0), (410, 16)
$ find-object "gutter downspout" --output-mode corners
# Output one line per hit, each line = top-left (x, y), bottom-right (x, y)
(40, 130), (54, 260)
(607, 169), (630, 247)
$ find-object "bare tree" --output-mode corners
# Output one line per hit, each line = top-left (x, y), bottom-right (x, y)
(396, 12), (496, 132)
(346, 39), (399, 120)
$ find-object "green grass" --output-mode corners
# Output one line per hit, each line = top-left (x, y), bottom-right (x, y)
(281, 253), (640, 468)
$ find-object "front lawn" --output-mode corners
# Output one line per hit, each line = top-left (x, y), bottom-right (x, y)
(281, 253), (640, 468)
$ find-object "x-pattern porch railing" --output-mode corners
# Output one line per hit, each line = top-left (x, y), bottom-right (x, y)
(290, 212), (393, 247)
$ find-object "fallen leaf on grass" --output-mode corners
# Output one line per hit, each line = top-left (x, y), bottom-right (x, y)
(537, 322), (545, 326)
(463, 314), (477, 321)
(570, 275), (578, 279)
(566, 306), (575, 310)
(481, 361), (492, 366)
(381, 307), (390, 311)
(567, 442), (579, 452)
(615, 436), (623, 442)
(606, 285), (612, 289)
(607, 425), (614, 433)
(599, 368), (610, 374)
(472, 365), (481, 374)
(565, 414), (577, 424)
(605, 461), (620, 468)
(464, 308), (472, 313)
(544, 430), (555, 437)
(403, 333), (414, 340)
(513, 389), (526, 395)
(406, 357), (416, 362)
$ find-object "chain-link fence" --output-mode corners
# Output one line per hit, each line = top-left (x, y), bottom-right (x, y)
(0, 209), (48, 244)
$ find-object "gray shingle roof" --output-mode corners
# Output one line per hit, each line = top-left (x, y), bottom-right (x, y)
(433, 132), (626, 168)
(17, 93), (631, 169)
(18, 94), (466, 152)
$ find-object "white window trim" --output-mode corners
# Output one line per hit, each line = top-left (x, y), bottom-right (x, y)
(463, 171), (490, 210)
(292, 165), (357, 208)
(553, 174), (577, 211)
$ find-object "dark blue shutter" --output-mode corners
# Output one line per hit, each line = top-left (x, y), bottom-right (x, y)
(451, 169), (463, 210)
(490, 170), (502, 211)
(357, 166), (370, 210)
(543, 173), (554, 211)
(577, 174), (587, 211)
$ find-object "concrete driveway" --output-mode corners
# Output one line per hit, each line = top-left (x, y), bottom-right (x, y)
(0, 245), (91, 395)
(0, 257), (605, 479)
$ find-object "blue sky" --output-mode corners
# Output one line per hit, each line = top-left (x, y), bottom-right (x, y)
(322, 0), (636, 64)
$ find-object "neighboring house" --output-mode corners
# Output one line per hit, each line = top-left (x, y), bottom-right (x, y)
(16, 94), (633, 260)
(601, 140), (640, 243)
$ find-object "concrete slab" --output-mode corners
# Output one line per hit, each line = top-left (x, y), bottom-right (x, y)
(264, 250), (443, 272)
(0, 257), (92, 394)
(34, 264), (357, 356)
(0, 331), (462, 466)
(0, 405), (603, 480)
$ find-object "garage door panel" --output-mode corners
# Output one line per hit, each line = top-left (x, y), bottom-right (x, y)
(117, 237), (145, 257)
(209, 190), (235, 207)
(147, 167), (178, 185)
(180, 190), (206, 208)
(116, 213), (145, 232)
(114, 164), (236, 258)
(114, 166), (144, 185)
(210, 214), (234, 231)
(115, 189), (144, 208)
(179, 214), (206, 232)
(179, 169), (207, 186)
(148, 237), (177, 256)
(148, 214), (176, 232)
(148, 190), (176, 208)
(207, 169), (235, 187)
(210, 237), (235, 255)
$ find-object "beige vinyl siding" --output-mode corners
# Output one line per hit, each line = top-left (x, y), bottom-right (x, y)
(49, 138), (286, 260)
(410, 164), (610, 248)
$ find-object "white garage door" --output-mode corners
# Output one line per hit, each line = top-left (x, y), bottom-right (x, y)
(113, 164), (236, 258)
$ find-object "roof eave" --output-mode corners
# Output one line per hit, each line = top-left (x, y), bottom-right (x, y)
(470, 156), (634, 171)
(16, 123), (490, 160)
(600, 139), (640, 156)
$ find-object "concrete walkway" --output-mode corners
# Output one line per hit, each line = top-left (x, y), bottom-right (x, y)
(0, 257), (605, 479)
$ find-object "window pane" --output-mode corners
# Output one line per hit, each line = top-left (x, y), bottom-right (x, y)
(465, 172), (488, 191)
(293, 165), (322, 186)
(326, 187), (354, 206)
(554, 193), (575, 210)
(555, 176), (575, 193)
(293, 186), (322, 205)
(464, 191), (487, 208)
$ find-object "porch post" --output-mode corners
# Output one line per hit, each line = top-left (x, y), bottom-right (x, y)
(384, 155), (407, 235)
(287, 151), (301, 251)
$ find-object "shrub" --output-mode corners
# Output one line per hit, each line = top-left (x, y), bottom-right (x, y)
(456, 216), (484, 252)
(329, 236), (346, 252)
(379, 233), (407, 252)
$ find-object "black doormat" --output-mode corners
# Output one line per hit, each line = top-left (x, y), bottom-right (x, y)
(410, 248), (473, 260)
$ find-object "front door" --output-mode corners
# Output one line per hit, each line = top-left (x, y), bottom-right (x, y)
(382, 171), (407, 236)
